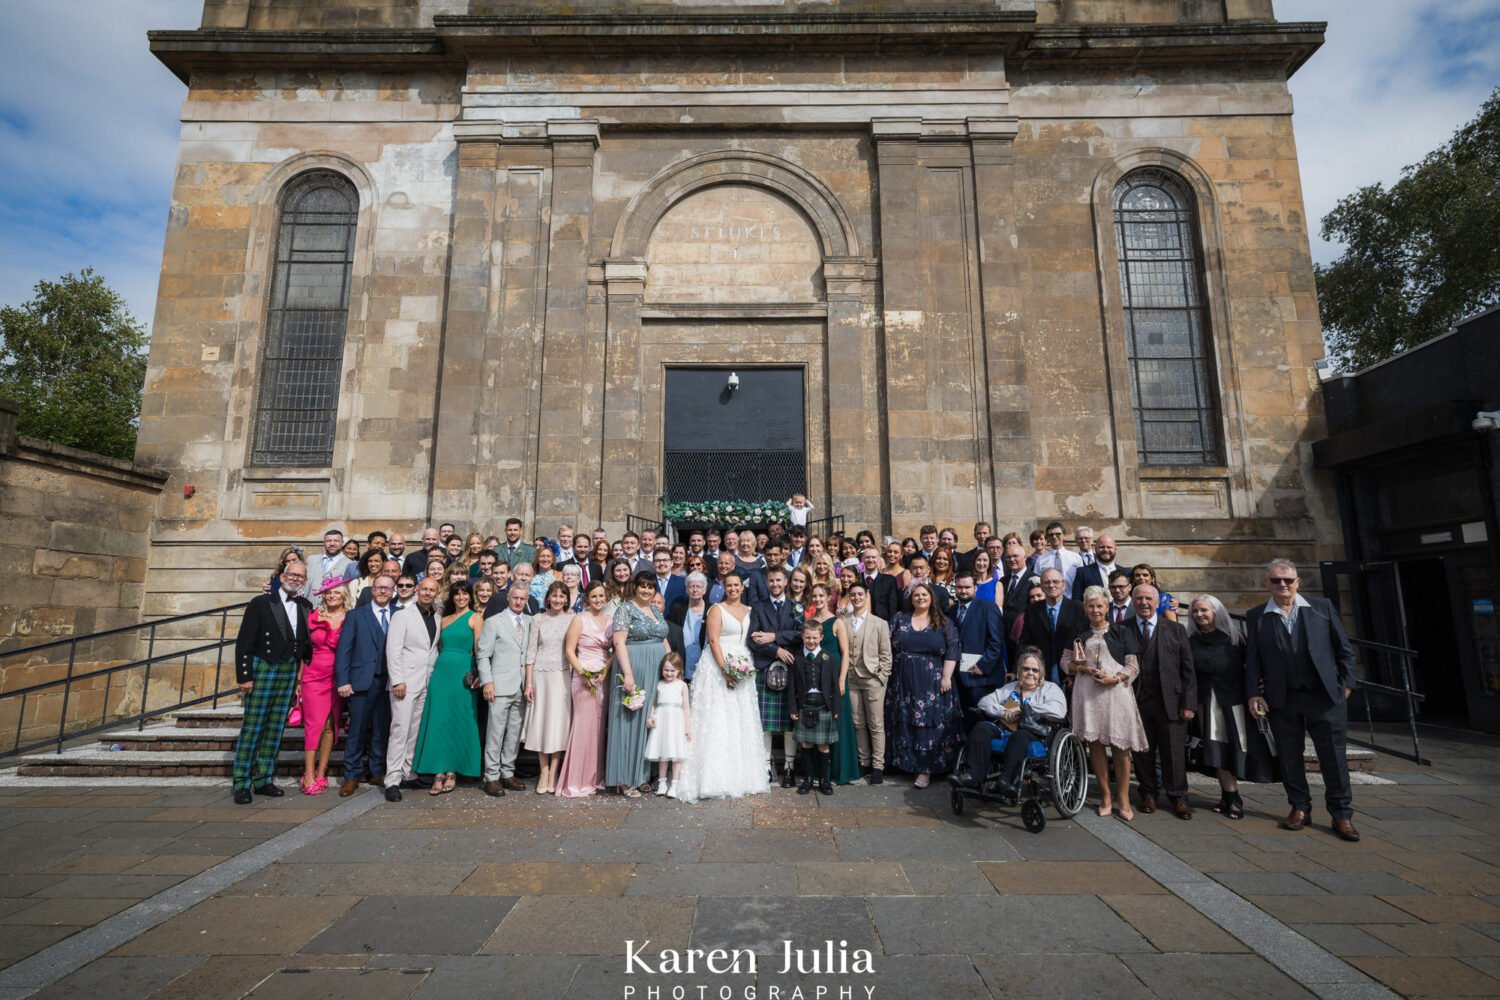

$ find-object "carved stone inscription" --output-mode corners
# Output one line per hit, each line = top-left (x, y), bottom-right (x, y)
(645, 184), (824, 304)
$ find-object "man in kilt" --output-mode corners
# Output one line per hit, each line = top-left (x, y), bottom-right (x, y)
(790, 619), (840, 796)
(231, 561), (313, 804)
(748, 566), (804, 787)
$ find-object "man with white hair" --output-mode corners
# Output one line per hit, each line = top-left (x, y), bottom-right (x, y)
(1246, 559), (1360, 841)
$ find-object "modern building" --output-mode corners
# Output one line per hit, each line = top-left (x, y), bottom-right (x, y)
(1316, 306), (1500, 733)
(136, 0), (1340, 613)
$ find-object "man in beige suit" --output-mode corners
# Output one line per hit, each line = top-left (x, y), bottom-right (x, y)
(840, 580), (893, 784)
(476, 584), (531, 796)
(383, 577), (440, 802)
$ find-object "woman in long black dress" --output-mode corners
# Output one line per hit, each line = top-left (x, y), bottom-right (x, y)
(886, 583), (962, 788)
(1188, 594), (1278, 819)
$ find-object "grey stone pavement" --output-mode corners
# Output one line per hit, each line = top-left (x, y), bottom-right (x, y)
(1, 726), (1498, 999)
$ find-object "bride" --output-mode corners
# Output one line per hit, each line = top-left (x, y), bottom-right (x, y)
(675, 572), (770, 802)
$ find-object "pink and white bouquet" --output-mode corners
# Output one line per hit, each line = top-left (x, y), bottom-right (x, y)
(720, 650), (755, 688)
(616, 676), (646, 711)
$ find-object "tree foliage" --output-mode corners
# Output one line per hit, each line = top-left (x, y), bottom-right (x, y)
(1315, 88), (1500, 370)
(0, 269), (148, 461)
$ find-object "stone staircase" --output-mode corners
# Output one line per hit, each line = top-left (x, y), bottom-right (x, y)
(14, 704), (346, 779)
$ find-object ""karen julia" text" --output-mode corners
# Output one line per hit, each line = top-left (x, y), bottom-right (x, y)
(625, 940), (877, 976)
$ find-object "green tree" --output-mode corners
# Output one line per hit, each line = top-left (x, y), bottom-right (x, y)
(0, 269), (148, 461)
(1315, 88), (1500, 370)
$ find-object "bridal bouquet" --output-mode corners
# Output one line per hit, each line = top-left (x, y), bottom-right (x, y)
(616, 676), (646, 711)
(581, 666), (607, 697)
(720, 650), (755, 689)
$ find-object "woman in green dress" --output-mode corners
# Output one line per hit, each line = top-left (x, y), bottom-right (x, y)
(811, 583), (861, 784)
(413, 580), (484, 792)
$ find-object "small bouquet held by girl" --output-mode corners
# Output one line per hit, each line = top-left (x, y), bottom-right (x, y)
(616, 674), (646, 711)
(720, 649), (755, 690)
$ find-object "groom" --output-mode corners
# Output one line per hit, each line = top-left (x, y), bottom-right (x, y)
(748, 566), (804, 786)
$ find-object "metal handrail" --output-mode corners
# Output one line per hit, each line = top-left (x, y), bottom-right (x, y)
(805, 513), (846, 539)
(1, 602), (248, 759)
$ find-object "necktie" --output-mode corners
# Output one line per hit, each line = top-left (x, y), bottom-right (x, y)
(1140, 619), (1152, 643)
(1048, 604), (1058, 631)
(956, 603), (967, 626)
(773, 600), (783, 614)
(1116, 606), (1127, 624)
(378, 607), (388, 633)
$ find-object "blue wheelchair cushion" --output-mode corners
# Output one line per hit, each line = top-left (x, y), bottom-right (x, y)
(989, 731), (1048, 759)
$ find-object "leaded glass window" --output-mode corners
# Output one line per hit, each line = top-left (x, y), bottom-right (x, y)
(250, 172), (357, 467)
(1113, 169), (1222, 466)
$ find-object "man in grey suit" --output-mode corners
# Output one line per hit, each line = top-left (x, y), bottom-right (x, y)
(476, 584), (531, 796)
(840, 581), (893, 784)
(382, 577), (440, 802)
(1246, 558), (1360, 841)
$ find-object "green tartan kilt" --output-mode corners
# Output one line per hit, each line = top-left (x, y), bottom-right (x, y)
(793, 691), (839, 745)
(755, 666), (787, 733)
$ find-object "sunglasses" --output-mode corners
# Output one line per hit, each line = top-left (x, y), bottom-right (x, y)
(1269, 577), (1297, 585)
(397, 582), (416, 589)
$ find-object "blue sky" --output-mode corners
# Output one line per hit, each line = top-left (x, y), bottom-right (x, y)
(0, 0), (1497, 334)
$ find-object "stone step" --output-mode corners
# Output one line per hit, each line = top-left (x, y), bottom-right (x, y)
(174, 705), (244, 728)
(97, 726), (345, 754)
(16, 746), (347, 779)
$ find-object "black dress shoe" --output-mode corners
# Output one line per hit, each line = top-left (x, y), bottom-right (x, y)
(781, 769), (797, 789)
(233, 788), (253, 805)
(868, 770), (884, 785)
(254, 783), (284, 797)
(384, 786), (402, 802)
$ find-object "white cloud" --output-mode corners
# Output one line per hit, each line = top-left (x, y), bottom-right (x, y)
(1278, 0), (1500, 264)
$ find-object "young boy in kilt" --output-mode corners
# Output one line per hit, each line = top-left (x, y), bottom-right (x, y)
(789, 619), (840, 796)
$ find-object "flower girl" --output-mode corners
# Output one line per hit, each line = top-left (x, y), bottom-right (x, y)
(645, 653), (692, 797)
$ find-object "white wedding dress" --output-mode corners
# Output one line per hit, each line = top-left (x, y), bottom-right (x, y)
(675, 604), (770, 802)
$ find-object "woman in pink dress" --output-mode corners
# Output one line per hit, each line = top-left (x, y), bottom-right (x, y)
(301, 576), (348, 795)
(556, 580), (614, 797)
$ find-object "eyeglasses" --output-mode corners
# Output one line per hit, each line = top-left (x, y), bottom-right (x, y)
(1046, 530), (1064, 538)
(397, 582), (415, 589)
(1269, 577), (1297, 585)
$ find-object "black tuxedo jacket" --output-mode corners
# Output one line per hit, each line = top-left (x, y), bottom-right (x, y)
(1124, 616), (1198, 719)
(789, 647), (841, 718)
(1071, 562), (1117, 601)
(996, 572), (1031, 627)
(235, 591), (313, 682)
(747, 598), (804, 671)
(1244, 597), (1357, 709)
(860, 573), (900, 623)
(1020, 598), (1088, 673)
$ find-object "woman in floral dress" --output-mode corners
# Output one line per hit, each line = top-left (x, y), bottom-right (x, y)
(885, 583), (962, 787)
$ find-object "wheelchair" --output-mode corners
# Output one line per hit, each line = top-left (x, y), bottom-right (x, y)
(947, 703), (1089, 833)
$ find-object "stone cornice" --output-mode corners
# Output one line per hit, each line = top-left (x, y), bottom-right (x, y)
(150, 17), (1325, 84)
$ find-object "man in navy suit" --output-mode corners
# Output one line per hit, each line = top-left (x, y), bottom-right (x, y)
(950, 571), (1006, 712)
(1246, 558), (1360, 841)
(335, 575), (395, 796)
(651, 547), (686, 611)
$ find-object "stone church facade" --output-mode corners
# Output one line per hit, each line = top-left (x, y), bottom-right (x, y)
(137, 0), (1337, 613)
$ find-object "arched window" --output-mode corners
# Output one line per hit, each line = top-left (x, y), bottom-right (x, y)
(1113, 169), (1221, 466)
(250, 172), (357, 467)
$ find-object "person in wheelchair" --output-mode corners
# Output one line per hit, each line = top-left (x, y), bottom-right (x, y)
(958, 648), (1066, 803)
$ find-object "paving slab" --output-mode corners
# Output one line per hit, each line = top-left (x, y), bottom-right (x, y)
(899, 861), (998, 897)
(1290, 923), (1404, 958)
(692, 897), (877, 956)
(0, 898), (137, 927)
(1350, 956), (1500, 997)
(457, 862), (637, 897)
(1299, 872), (1428, 895)
(115, 896), (360, 956)
(834, 827), (1021, 862)
(1248, 894), (1421, 925)
(140, 955), (364, 1000)
(556, 828), (703, 863)
(1210, 872), (1327, 895)
(301, 896), (519, 956)
(1384, 894), (1500, 923)
(626, 862), (794, 897)
(700, 829), (837, 863)
(971, 953), (1154, 999)
(485, 897), (694, 956)
(978, 860), (1165, 895)
(1361, 922), (1500, 957)
(563, 954), (752, 999)
(366, 954), (581, 1000)
(1120, 953), (1317, 998)
(28, 955), (201, 1000)
(795, 861), (910, 896)
(0, 928), (83, 970)
(242, 968), (425, 999)
(32, 875), (185, 900)
(221, 863), (361, 897)
(1102, 893), (1250, 953)
(870, 895), (1153, 955)
(321, 862), (476, 897)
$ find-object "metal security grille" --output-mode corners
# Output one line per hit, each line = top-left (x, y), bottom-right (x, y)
(250, 173), (357, 467)
(663, 450), (806, 503)
(1114, 169), (1221, 466)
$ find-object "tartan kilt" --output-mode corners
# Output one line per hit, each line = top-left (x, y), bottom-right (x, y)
(792, 691), (838, 745)
(755, 666), (787, 733)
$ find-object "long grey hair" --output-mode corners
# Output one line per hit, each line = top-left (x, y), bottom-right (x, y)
(1190, 594), (1241, 645)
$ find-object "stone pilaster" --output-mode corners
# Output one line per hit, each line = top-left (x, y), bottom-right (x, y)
(599, 258), (647, 534)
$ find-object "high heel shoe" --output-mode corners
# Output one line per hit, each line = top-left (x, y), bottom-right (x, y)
(1225, 790), (1244, 820)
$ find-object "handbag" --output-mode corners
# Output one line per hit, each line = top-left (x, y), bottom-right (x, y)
(463, 667), (484, 691)
(765, 660), (789, 692)
(286, 700), (303, 728)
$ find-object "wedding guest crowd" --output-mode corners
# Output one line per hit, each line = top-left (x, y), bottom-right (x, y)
(232, 517), (1360, 840)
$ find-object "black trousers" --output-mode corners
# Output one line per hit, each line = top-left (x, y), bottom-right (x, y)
(342, 681), (390, 781)
(1133, 695), (1188, 802)
(966, 720), (1036, 789)
(1271, 688), (1353, 820)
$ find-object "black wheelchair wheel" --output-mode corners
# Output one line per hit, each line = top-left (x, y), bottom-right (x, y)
(1021, 799), (1046, 833)
(1048, 728), (1090, 819)
(950, 790), (965, 816)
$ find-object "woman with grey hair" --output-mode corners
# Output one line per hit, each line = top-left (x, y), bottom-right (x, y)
(1188, 594), (1277, 819)
(667, 571), (710, 682)
(1062, 585), (1148, 819)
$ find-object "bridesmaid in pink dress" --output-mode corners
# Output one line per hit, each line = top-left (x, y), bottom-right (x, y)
(556, 580), (614, 797)
(301, 576), (348, 795)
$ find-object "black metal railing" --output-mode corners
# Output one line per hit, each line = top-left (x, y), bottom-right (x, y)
(626, 514), (666, 540)
(805, 513), (846, 540)
(0, 603), (248, 760)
